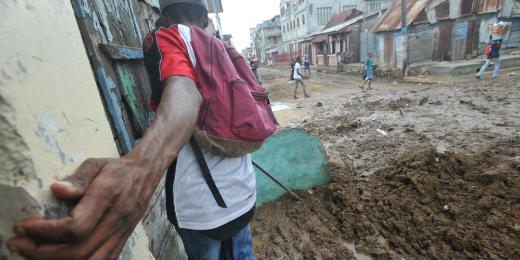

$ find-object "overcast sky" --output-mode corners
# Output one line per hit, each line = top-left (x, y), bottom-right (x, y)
(218, 0), (281, 52)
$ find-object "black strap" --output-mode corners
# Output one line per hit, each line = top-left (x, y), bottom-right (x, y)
(190, 137), (228, 208)
(165, 160), (178, 225)
(220, 239), (234, 260)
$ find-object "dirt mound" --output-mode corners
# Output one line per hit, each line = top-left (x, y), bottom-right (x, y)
(252, 142), (520, 259)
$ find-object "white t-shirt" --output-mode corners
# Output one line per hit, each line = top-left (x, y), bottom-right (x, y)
(156, 24), (257, 230)
(293, 62), (302, 79)
(174, 145), (257, 230)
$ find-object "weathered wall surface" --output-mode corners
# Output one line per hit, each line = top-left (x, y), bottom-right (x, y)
(0, 0), (153, 259)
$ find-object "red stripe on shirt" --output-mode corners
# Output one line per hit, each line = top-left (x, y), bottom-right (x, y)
(155, 25), (196, 82)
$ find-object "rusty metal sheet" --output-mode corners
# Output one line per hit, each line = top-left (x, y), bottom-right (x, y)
(476, 0), (486, 13)
(434, 20), (453, 61)
(466, 19), (481, 55)
(384, 32), (393, 65)
(409, 23), (435, 63)
(486, 0), (500, 11)
(372, 0), (432, 32)
(435, 1), (450, 19)
(461, 0), (475, 15)
(506, 19), (520, 47)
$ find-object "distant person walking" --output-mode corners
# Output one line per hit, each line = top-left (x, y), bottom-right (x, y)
(359, 52), (374, 91)
(293, 57), (310, 99)
(290, 58), (295, 81)
(303, 56), (311, 78)
(476, 36), (502, 79)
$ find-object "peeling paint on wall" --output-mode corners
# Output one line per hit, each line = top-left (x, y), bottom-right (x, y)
(0, 0), (155, 259)
(0, 96), (37, 187)
(35, 112), (86, 165)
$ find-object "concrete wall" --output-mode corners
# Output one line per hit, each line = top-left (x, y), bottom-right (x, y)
(0, 1), (154, 259)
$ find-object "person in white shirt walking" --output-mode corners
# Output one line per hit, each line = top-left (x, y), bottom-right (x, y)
(293, 57), (310, 99)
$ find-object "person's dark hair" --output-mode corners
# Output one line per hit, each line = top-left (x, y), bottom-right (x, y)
(163, 3), (208, 26)
(296, 57), (302, 63)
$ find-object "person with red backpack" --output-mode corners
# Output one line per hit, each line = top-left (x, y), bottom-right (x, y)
(476, 35), (502, 79)
(143, 0), (278, 258)
(7, 0), (276, 259)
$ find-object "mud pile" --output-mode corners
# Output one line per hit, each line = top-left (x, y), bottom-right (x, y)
(252, 140), (520, 259)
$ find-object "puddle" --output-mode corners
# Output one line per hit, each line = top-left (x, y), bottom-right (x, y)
(342, 242), (372, 260)
(271, 103), (294, 112)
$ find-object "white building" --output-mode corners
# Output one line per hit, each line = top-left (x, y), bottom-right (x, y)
(279, 0), (391, 62)
(250, 15), (283, 65)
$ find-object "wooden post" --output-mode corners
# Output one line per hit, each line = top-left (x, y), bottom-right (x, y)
(401, 0), (409, 76)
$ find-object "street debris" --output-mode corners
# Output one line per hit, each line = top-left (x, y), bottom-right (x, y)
(376, 129), (388, 136)
(253, 68), (520, 259)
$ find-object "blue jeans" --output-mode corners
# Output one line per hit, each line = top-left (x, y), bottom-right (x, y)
(478, 58), (500, 77)
(177, 225), (256, 260)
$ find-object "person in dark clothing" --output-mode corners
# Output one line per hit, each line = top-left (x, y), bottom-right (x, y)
(303, 56), (311, 78)
(476, 36), (502, 79)
(250, 56), (261, 84)
(290, 58), (295, 81)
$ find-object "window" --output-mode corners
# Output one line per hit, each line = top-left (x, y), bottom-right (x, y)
(369, 2), (382, 12)
(302, 15), (305, 25)
(317, 7), (333, 25)
(343, 4), (357, 11)
(297, 17), (300, 27)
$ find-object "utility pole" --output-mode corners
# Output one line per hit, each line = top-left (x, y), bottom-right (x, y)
(401, 0), (408, 77)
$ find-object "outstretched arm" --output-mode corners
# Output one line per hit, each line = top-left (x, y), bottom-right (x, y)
(8, 76), (201, 259)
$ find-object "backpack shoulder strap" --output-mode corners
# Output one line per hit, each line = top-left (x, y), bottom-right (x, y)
(164, 136), (228, 226)
(189, 137), (228, 208)
(165, 159), (178, 225)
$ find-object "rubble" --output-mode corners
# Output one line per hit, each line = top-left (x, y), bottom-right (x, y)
(254, 69), (520, 259)
(337, 64), (403, 79)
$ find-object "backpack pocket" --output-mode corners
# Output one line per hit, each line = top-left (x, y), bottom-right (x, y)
(231, 80), (277, 142)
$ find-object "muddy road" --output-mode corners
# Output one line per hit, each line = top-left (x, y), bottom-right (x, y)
(252, 67), (520, 259)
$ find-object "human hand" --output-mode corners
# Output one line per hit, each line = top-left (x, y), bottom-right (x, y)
(8, 157), (160, 259)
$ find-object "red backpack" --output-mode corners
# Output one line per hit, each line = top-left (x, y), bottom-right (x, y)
(145, 26), (277, 211)
(485, 44), (492, 58)
(190, 26), (277, 157)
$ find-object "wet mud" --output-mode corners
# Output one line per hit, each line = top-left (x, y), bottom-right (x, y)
(253, 69), (520, 259)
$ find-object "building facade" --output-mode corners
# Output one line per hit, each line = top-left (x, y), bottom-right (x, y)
(372, 0), (520, 68)
(278, 0), (392, 63)
(312, 10), (384, 66)
(250, 15), (283, 65)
